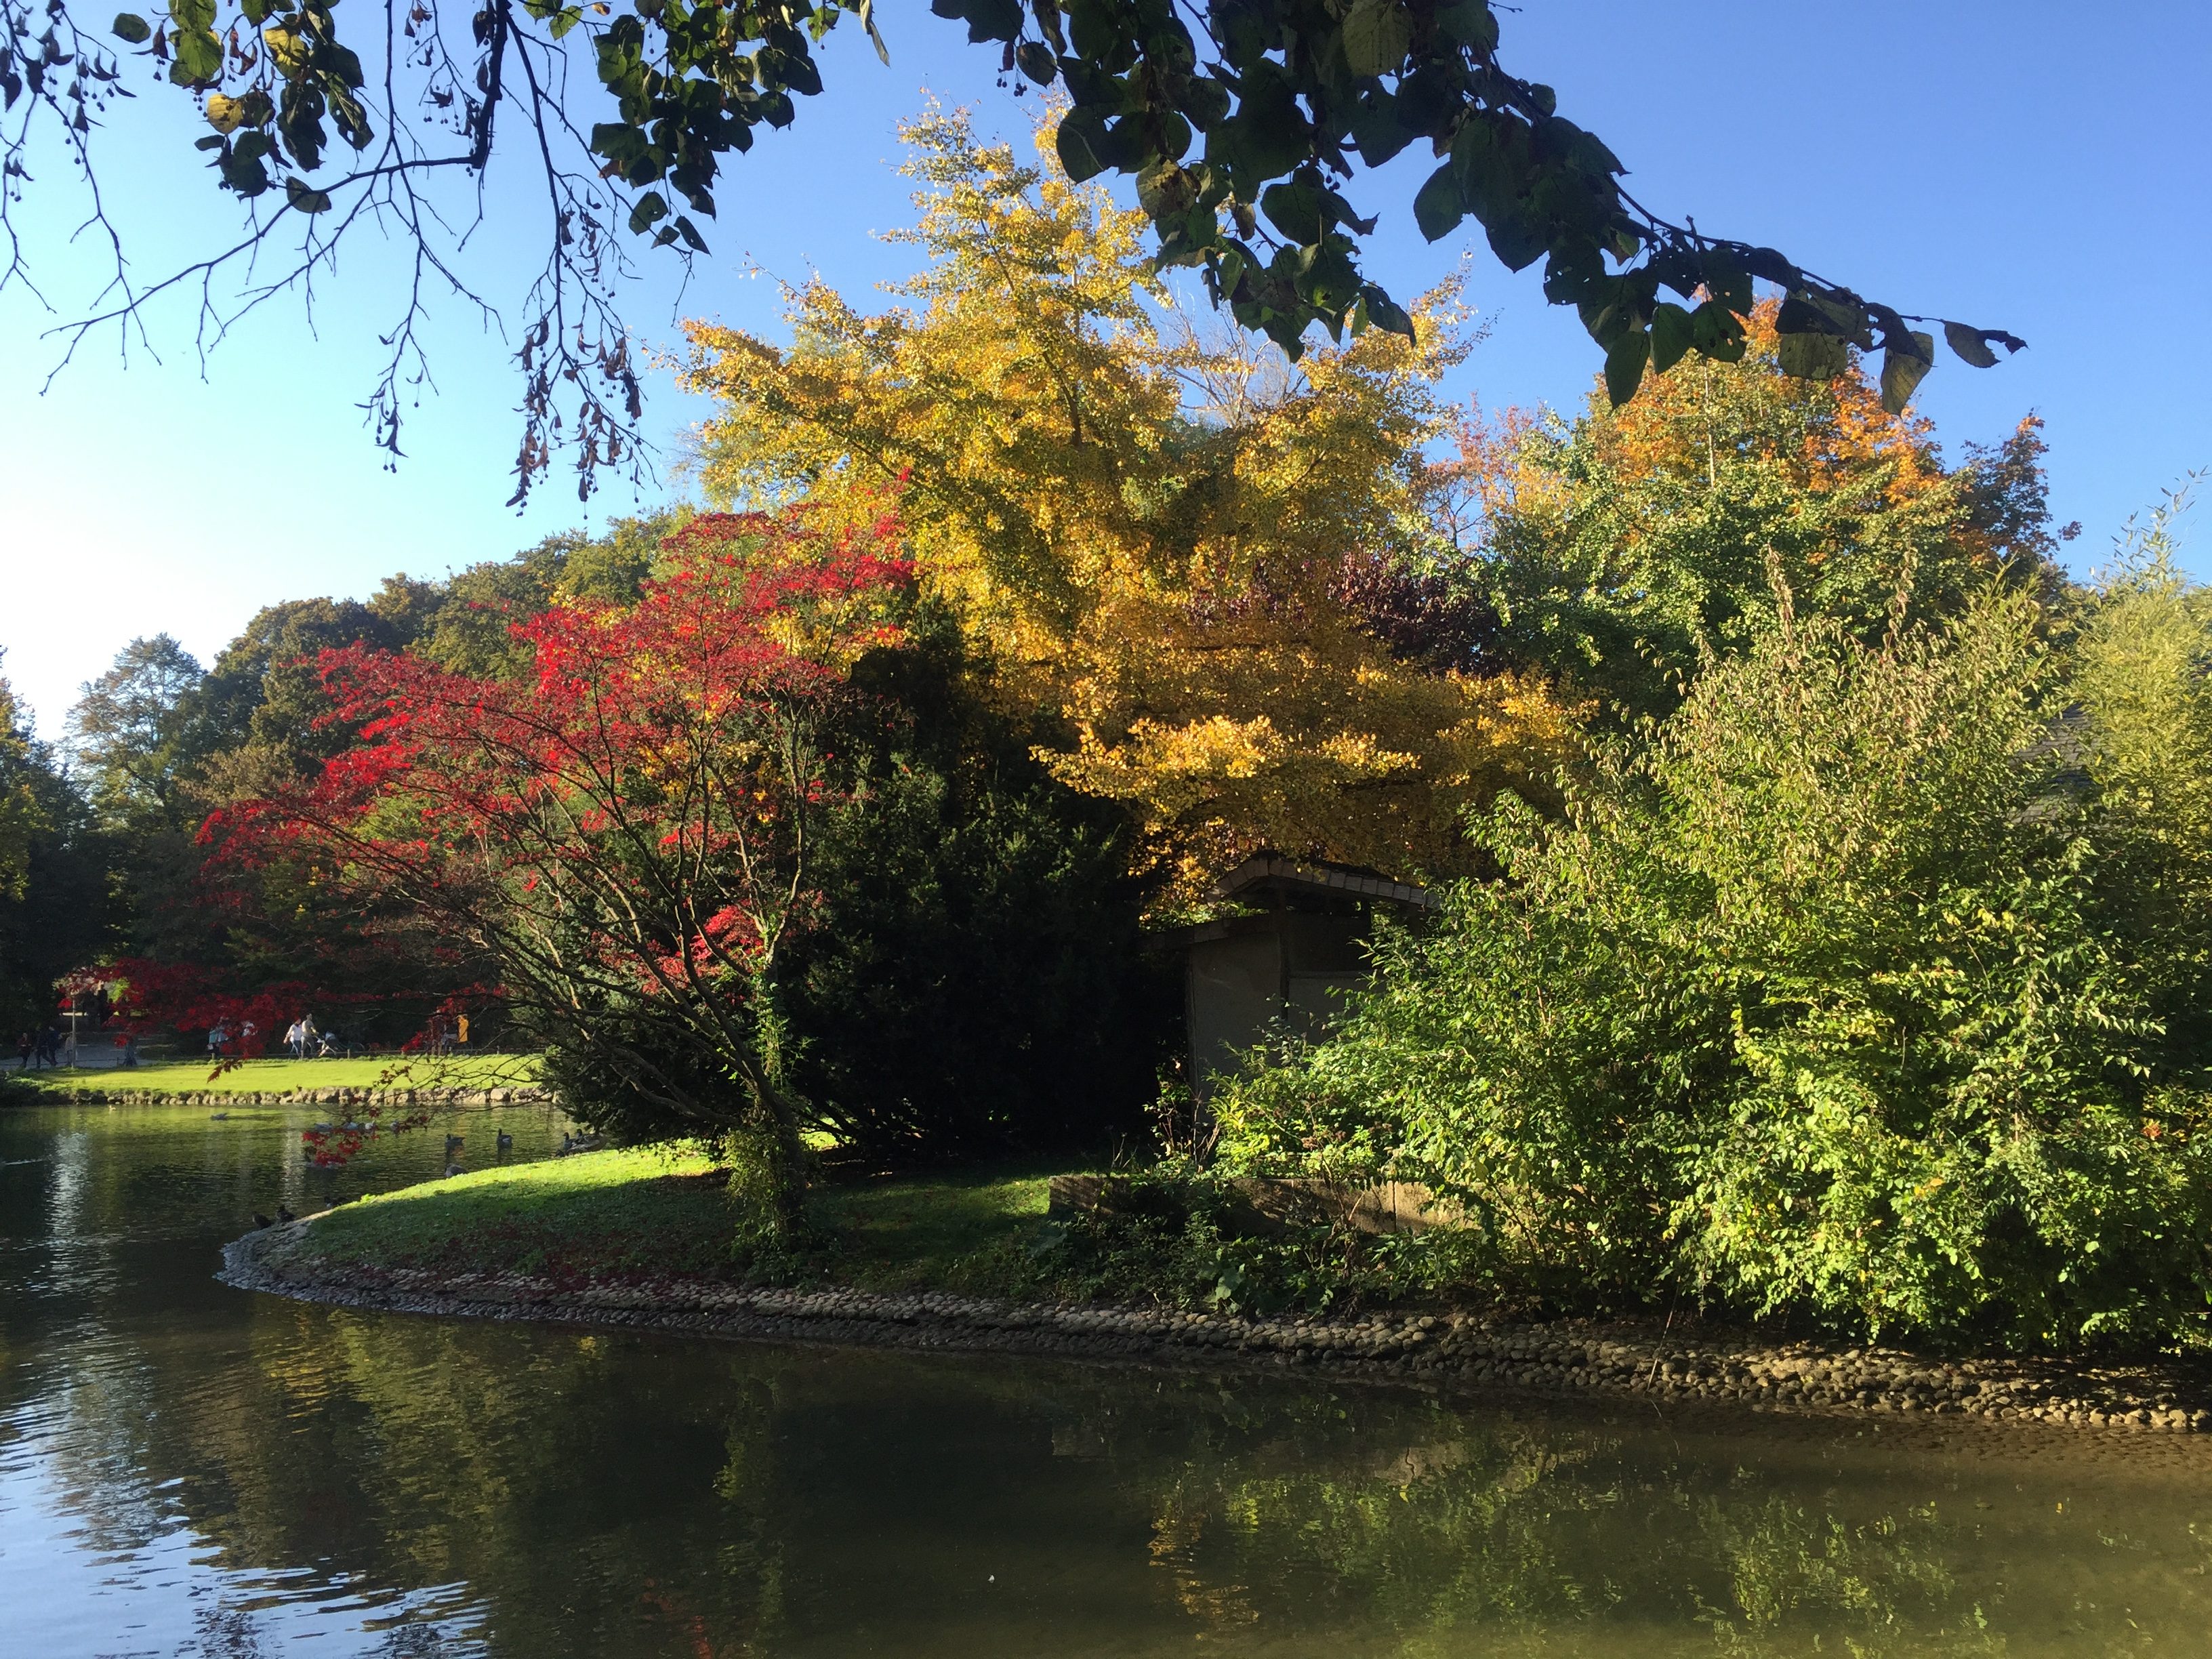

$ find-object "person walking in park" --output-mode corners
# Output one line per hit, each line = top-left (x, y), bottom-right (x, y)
(13, 1032), (29, 1071)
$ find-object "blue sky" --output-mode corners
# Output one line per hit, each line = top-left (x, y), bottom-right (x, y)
(2, 0), (2205, 736)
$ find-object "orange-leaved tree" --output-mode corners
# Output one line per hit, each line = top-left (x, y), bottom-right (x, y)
(1461, 302), (2072, 722)
(683, 110), (1575, 902)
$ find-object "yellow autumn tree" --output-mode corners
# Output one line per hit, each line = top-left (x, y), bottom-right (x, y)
(683, 108), (1574, 899)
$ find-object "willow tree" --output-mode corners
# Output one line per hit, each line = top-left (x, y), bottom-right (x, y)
(686, 110), (1574, 897)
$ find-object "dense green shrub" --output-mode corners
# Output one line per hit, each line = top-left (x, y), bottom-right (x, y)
(1218, 573), (2212, 1348)
(778, 611), (1172, 1161)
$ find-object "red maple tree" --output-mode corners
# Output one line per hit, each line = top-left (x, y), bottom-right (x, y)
(218, 509), (913, 1226)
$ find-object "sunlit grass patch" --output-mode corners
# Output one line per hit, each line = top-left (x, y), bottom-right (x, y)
(300, 1145), (733, 1279)
(14, 1055), (539, 1097)
(284, 1146), (1082, 1294)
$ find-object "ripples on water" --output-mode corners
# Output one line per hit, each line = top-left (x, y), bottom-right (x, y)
(4, 1099), (2212, 1658)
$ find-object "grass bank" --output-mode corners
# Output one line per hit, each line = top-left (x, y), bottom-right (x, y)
(8, 1055), (539, 1097)
(297, 1146), (1071, 1296)
(241, 1149), (2212, 1441)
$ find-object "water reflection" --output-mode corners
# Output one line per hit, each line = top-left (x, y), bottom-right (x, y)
(5, 1100), (2212, 1657)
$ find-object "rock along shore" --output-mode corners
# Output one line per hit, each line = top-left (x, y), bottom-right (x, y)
(33, 1086), (553, 1108)
(222, 1219), (2212, 1439)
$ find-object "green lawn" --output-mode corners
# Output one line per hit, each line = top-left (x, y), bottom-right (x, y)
(285, 1146), (1074, 1294)
(11, 1054), (539, 1097)
(300, 1145), (739, 1279)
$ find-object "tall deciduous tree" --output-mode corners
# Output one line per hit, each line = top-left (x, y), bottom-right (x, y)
(687, 111), (1574, 897)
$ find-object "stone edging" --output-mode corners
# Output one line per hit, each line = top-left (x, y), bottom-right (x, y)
(28, 1086), (552, 1108)
(220, 1221), (2212, 1437)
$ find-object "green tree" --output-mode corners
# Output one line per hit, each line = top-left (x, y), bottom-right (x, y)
(410, 512), (674, 677)
(67, 634), (214, 835)
(0, 657), (114, 1033)
(1465, 308), (2069, 722)
(779, 605), (1172, 1160)
(1219, 583), (2212, 1347)
(3, 0), (2021, 499)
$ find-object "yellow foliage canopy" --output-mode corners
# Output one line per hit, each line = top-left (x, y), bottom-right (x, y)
(683, 111), (1574, 898)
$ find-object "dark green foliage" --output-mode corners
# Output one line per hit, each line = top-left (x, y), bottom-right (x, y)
(781, 610), (1174, 1162)
(66, 633), (217, 836)
(411, 512), (671, 677)
(0, 665), (114, 1032)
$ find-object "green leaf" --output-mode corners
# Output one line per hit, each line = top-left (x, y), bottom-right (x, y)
(1879, 330), (1936, 414)
(284, 175), (332, 213)
(674, 215), (710, 254)
(1412, 163), (1462, 242)
(1690, 300), (1747, 363)
(1437, 0), (1498, 51)
(857, 0), (890, 65)
(1015, 41), (1057, 84)
(1603, 328), (1648, 407)
(1780, 288), (1873, 350)
(1348, 89), (1412, 165)
(110, 13), (151, 43)
(1485, 215), (1545, 272)
(1776, 329), (1849, 381)
(167, 0), (214, 32)
(1212, 247), (1249, 304)
(1339, 0), (1411, 79)
(1944, 321), (2001, 369)
(1055, 111), (1107, 182)
(627, 190), (668, 234)
(168, 26), (222, 85)
(1359, 284), (1415, 340)
(1260, 180), (1322, 244)
(1649, 302), (1694, 375)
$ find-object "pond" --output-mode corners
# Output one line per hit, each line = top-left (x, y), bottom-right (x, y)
(3, 1099), (2210, 1658)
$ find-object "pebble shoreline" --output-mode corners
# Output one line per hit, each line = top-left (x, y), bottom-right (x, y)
(27, 1086), (552, 1107)
(222, 1220), (2212, 1438)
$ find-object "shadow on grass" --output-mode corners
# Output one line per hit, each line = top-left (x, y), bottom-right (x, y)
(291, 1147), (1093, 1296)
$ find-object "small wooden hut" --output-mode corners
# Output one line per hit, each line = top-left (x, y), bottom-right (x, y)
(1170, 853), (1434, 1099)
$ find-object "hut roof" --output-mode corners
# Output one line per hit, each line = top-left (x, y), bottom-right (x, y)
(1207, 853), (1436, 911)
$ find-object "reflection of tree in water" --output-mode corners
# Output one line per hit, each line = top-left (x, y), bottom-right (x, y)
(201, 1310), (787, 1655)
(47, 1278), (2212, 1658)
(1128, 1407), (2036, 1657)
(1698, 1492), (2001, 1658)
